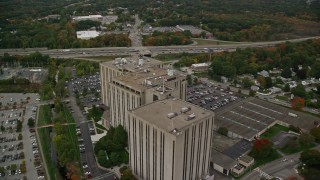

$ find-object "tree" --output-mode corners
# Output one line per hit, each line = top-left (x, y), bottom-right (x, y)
(0, 125), (4, 132)
(251, 139), (274, 159)
(283, 83), (290, 92)
(200, 31), (207, 38)
(217, 127), (228, 136)
(300, 149), (320, 180)
(281, 67), (292, 78)
(296, 69), (307, 79)
(110, 152), (121, 165)
(299, 133), (315, 146)
(257, 76), (266, 88)
(291, 97), (305, 110)
(27, 118), (35, 127)
(16, 120), (22, 132)
(18, 133), (23, 140)
(291, 84), (306, 98)
(310, 126), (320, 141)
(242, 77), (254, 88)
(121, 169), (137, 180)
(186, 75), (192, 86)
(300, 149), (320, 168)
(65, 162), (81, 180)
(113, 125), (128, 148)
(265, 77), (273, 89)
(193, 77), (199, 85)
(249, 90), (256, 96)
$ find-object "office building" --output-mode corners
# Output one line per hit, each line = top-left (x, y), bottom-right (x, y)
(100, 57), (163, 107)
(109, 66), (187, 128)
(128, 98), (214, 180)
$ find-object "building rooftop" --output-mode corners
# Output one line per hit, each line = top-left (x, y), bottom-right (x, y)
(72, 15), (103, 21)
(215, 97), (320, 140)
(211, 149), (237, 170)
(76, 31), (100, 39)
(239, 155), (254, 164)
(129, 98), (213, 134)
(222, 139), (252, 160)
(100, 57), (163, 73)
(113, 67), (178, 91)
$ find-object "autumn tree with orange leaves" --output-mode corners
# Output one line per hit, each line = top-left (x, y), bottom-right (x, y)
(250, 138), (274, 159)
(65, 162), (81, 180)
(291, 97), (305, 110)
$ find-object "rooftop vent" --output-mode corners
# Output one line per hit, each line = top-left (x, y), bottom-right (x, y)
(167, 112), (178, 119)
(181, 106), (191, 113)
(186, 113), (196, 121)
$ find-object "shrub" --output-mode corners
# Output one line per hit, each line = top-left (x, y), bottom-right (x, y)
(217, 127), (228, 136)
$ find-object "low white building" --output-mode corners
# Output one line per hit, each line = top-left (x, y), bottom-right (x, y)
(258, 70), (269, 78)
(76, 31), (100, 39)
(289, 81), (297, 88)
(191, 63), (209, 72)
(251, 85), (260, 91)
(269, 87), (282, 94)
(72, 15), (103, 21)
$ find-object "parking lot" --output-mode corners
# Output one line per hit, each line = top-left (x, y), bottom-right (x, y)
(0, 93), (42, 180)
(186, 83), (241, 112)
(68, 73), (102, 107)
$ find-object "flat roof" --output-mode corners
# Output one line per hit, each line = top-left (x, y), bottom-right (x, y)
(215, 97), (320, 140)
(76, 31), (100, 39)
(211, 149), (237, 170)
(239, 155), (254, 163)
(113, 67), (185, 92)
(223, 139), (252, 160)
(100, 57), (163, 73)
(129, 98), (213, 134)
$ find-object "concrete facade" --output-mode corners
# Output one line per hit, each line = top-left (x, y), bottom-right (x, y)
(109, 68), (187, 128)
(100, 57), (163, 107)
(128, 99), (214, 180)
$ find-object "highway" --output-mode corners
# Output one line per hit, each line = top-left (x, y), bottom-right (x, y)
(0, 36), (319, 58)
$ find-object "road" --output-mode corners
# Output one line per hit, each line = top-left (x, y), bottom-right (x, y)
(242, 146), (320, 180)
(242, 153), (302, 180)
(129, 14), (143, 47)
(67, 75), (113, 180)
(0, 36), (318, 58)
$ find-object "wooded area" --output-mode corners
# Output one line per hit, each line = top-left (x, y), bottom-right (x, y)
(0, 0), (319, 49)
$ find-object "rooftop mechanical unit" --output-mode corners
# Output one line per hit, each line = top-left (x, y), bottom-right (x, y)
(186, 113), (196, 121)
(167, 112), (178, 119)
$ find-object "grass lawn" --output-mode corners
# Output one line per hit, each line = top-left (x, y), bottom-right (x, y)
(37, 105), (52, 126)
(192, 38), (244, 45)
(275, 95), (289, 101)
(61, 106), (81, 164)
(260, 124), (289, 140)
(193, 72), (209, 78)
(154, 53), (185, 61)
(37, 105), (61, 180)
(38, 128), (61, 180)
(95, 123), (107, 131)
(281, 142), (316, 155)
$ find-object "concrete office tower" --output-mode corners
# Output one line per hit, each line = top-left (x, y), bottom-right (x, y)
(128, 98), (214, 180)
(100, 57), (163, 107)
(108, 67), (187, 128)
